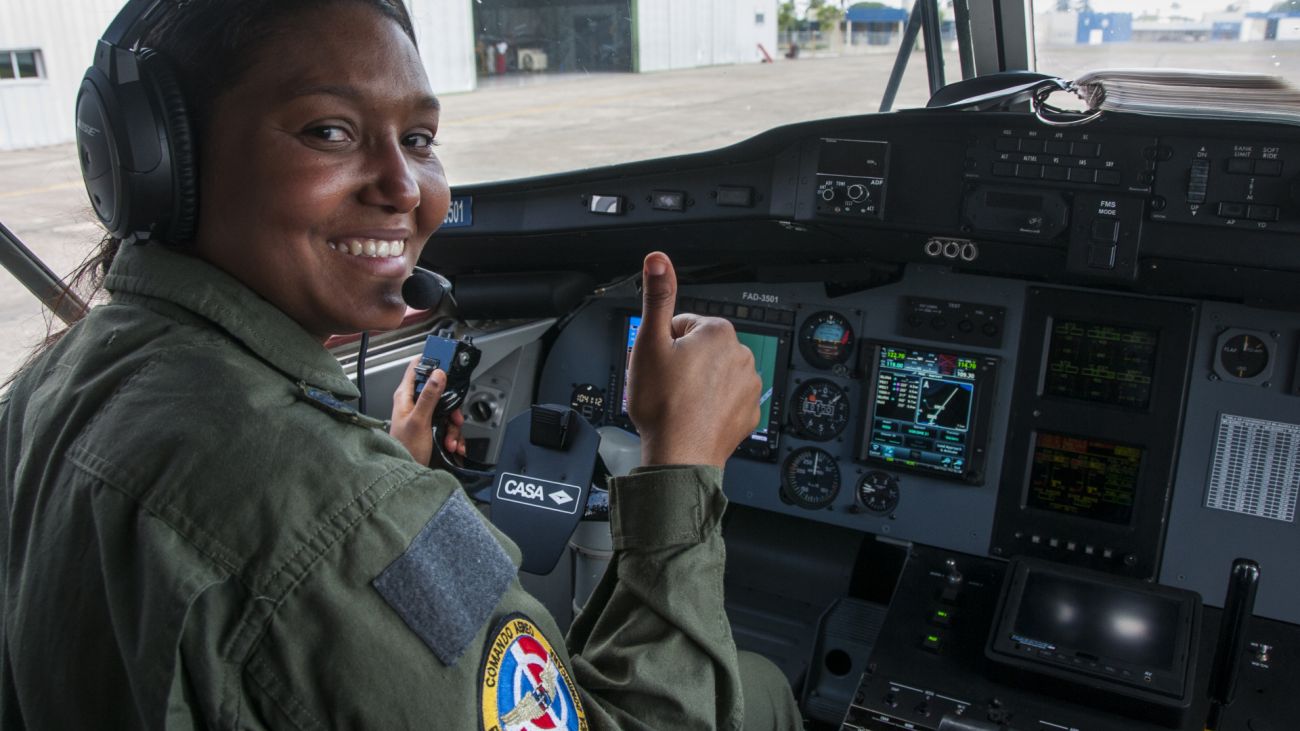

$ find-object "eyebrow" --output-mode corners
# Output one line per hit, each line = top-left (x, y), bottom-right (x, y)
(286, 83), (440, 111)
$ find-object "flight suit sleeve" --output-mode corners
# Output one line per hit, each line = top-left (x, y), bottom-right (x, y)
(565, 464), (745, 731)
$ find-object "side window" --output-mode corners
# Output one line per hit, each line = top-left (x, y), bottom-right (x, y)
(0, 50), (44, 81)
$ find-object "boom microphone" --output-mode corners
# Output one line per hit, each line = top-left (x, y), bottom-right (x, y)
(401, 267), (453, 311)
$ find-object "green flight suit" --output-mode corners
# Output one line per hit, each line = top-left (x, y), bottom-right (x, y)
(0, 242), (800, 730)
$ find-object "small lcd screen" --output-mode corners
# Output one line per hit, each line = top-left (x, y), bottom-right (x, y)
(864, 345), (986, 477)
(1011, 571), (1182, 670)
(621, 316), (779, 444)
(1043, 319), (1159, 410)
(1026, 432), (1141, 526)
(818, 138), (887, 178)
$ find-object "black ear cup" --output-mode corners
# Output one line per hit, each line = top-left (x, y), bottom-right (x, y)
(139, 49), (198, 242)
(76, 37), (196, 243)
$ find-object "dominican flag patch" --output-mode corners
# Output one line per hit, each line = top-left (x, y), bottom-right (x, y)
(479, 614), (588, 731)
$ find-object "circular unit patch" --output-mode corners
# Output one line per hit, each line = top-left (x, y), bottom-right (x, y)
(480, 614), (588, 731)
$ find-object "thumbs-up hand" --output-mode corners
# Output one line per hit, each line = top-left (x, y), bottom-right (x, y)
(626, 252), (761, 468)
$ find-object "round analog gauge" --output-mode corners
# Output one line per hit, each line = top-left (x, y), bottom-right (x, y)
(799, 311), (855, 369)
(781, 447), (841, 509)
(790, 379), (850, 441)
(856, 471), (900, 515)
(1218, 333), (1270, 380)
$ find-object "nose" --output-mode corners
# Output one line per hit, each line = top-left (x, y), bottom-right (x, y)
(360, 139), (421, 214)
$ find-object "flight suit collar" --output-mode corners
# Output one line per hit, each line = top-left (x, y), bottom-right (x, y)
(104, 242), (360, 398)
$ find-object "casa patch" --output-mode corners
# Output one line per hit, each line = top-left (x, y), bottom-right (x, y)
(479, 614), (587, 731)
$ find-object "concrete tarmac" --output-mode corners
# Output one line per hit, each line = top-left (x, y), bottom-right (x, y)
(1, 42), (1298, 378)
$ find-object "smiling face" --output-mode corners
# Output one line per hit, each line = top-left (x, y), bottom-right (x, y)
(191, 1), (450, 341)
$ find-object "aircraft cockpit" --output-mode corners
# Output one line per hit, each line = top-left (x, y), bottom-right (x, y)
(2, 1), (1299, 729)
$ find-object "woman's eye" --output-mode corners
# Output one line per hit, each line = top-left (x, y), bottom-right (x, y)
(305, 125), (350, 143)
(404, 132), (439, 150)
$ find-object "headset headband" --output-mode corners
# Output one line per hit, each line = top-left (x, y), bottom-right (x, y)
(102, 0), (168, 50)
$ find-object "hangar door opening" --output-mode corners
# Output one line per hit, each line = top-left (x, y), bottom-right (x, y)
(473, 0), (634, 77)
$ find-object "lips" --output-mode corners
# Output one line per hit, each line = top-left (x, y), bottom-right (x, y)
(328, 238), (407, 258)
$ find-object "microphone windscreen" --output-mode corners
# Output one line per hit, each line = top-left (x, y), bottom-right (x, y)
(401, 268), (446, 311)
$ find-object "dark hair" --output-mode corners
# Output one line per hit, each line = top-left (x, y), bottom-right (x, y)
(6, 0), (417, 386)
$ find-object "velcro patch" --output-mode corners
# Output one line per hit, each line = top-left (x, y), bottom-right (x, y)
(479, 614), (588, 731)
(373, 491), (515, 666)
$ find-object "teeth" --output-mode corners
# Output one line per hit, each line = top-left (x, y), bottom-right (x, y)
(329, 239), (408, 259)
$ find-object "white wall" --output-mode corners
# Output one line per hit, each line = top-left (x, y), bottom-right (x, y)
(637, 0), (777, 73)
(0, 0), (122, 150)
(0, 0), (477, 151)
(407, 0), (477, 95)
(1278, 18), (1300, 41)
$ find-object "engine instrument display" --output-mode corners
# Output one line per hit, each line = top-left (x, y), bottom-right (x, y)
(781, 447), (841, 509)
(1025, 431), (1142, 526)
(790, 379), (850, 440)
(861, 343), (997, 481)
(798, 311), (855, 370)
(1043, 319), (1159, 411)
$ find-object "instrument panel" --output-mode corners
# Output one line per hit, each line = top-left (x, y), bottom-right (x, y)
(436, 109), (1300, 631)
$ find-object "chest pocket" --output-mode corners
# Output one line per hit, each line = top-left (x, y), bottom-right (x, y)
(372, 490), (517, 666)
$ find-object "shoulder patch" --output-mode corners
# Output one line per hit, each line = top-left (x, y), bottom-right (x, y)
(373, 491), (516, 666)
(294, 381), (388, 430)
(480, 613), (588, 731)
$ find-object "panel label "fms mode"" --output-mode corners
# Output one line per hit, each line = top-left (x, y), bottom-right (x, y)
(495, 472), (582, 515)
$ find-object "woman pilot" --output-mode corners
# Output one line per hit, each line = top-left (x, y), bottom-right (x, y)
(0, 0), (801, 728)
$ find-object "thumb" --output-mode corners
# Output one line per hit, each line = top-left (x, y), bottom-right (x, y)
(638, 251), (677, 349)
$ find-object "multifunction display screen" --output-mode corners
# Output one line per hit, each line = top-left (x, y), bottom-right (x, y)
(1043, 319), (1159, 410)
(1026, 432), (1142, 526)
(620, 315), (783, 451)
(863, 345), (990, 478)
(1011, 571), (1183, 670)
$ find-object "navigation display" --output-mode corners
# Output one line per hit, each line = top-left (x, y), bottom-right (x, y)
(620, 315), (785, 457)
(1026, 432), (1141, 526)
(861, 344), (995, 479)
(1043, 319), (1159, 410)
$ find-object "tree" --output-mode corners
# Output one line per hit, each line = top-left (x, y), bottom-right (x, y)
(812, 1), (845, 29)
(1271, 0), (1300, 11)
(850, 1), (888, 9)
(778, 1), (798, 32)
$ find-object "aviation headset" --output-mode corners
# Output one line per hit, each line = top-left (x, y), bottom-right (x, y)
(76, 0), (197, 244)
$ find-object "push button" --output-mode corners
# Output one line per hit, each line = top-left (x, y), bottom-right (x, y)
(1091, 219), (1120, 243)
(1227, 157), (1254, 174)
(931, 608), (953, 626)
(1068, 168), (1097, 184)
(922, 634), (943, 653)
(1218, 201), (1247, 218)
(1247, 204), (1279, 221)
(1088, 244), (1117, 269)
(1254, 159), (1283, 176)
